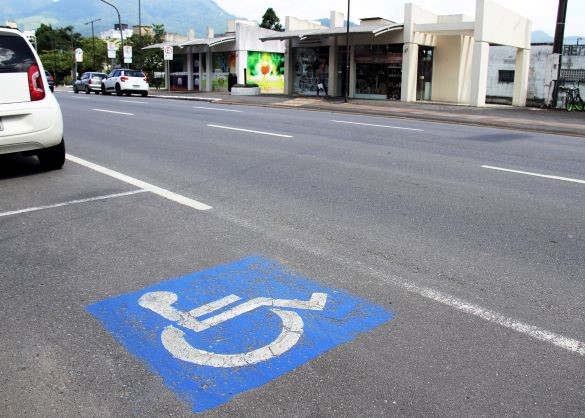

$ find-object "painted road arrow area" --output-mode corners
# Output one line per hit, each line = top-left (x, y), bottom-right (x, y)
(87, 256), (394, 412)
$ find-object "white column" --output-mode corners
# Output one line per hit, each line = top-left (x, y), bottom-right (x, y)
(349, 45), (356, 98)
(206, 47), (212, 92)
(401, 42), (418, 102)
(284, 39), (293, 95)
(198, 52), (202, 91)
(328, 39), (337, 97)
(470, 40), (489, 107)
(512, 48), (530, 107)
(236, 50), (247, 85)
(187, 48), (194, 91)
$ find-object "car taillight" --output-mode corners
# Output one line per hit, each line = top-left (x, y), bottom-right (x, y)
(120, 76), (128, 82)
(28, 64), (45, 101)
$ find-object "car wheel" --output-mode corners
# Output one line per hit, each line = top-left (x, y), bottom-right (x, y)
(101, 84), (110, 95)
(38, 139), (65, 171)
(95, 90), (100, 94)
(141, 91), (148, 97)
(115, 83), (123, 96)
(85, 86), (91, 94)
(125, 91), (131, 96)
(50, 86), (54, 92)
(73, 85), (78, 93)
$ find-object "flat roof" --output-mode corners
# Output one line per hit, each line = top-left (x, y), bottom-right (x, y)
(259, 23), (403, 42)
(143, 35), (236, 50)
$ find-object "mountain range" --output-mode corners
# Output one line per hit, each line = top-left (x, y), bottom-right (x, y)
(1, 0), (235, 37)
(1, 0), (583, 44)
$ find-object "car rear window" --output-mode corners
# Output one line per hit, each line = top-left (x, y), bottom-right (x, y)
(0, 34), (36, 73)
(124, 70), (145, 77)
(93, 73), (107, 79)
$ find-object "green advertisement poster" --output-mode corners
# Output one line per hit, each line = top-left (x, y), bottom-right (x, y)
(247, 51), (285, 94)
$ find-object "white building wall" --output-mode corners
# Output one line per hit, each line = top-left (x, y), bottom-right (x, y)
(488, 45), (585, 105)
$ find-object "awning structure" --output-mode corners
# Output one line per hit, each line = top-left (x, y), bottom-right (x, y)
(142, 35), (236, 51)
(142, 41), (181, 50)
(179, 35), (236, 47)
(259, 23), (403, 42)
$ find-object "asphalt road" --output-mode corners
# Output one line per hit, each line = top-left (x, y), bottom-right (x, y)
(1, 91), (584, 417)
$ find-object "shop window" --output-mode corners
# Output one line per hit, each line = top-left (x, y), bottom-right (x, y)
(498, 70), (515, 83)
(293, 47), (329, 96)
(354, 44), (403, 100)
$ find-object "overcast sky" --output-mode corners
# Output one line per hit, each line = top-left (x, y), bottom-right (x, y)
(214, 0), (584, 36)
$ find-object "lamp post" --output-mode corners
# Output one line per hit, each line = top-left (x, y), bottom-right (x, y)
(98, 0), (124, 67)
(344, 0), (350, 103)
(84, 18), (102, 69)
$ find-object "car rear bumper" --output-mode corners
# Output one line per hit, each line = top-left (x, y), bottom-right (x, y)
(0, 95), (64, 154)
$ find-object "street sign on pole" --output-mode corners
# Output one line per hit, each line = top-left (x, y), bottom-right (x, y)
(107, 42), (117, 59)
(123, 45), (132, 64)
(163, 45), (173, 61)
(75, 48), (83, 63)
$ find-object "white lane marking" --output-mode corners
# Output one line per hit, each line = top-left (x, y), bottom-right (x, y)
(208, 124), (293, 138)
(331, 119), (424, 132)
(482, 165), (585, 185)
(66, 154), (213, 211)
(217, 212), (585, 357)
(0, 190), (147, 218)
(193, 106), (242, 113)
(92, 109), (134, 116)
(394, 277), (585, 356)
(119, 100), (149, 104)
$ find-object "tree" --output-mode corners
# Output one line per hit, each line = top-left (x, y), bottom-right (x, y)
(35, 24), (82, 84)
(125, 23), (165, 82)
(260, 8), (284, 32)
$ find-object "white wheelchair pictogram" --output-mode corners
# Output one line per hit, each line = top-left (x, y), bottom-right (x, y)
(138, 291), (328, 368)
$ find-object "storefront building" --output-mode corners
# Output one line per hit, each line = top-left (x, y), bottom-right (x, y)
(145, 21), (285, 94)
(261, 0), (532, 107)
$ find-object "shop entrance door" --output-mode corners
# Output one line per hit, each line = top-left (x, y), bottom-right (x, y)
(417, 47), (433, 101)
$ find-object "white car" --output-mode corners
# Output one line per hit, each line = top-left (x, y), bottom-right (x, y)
(101, 69), (149, 97)
(0, 27), (65, 170)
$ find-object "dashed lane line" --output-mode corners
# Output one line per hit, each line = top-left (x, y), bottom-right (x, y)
(482, 165), (585, 185)
(331, 119), (424, 132)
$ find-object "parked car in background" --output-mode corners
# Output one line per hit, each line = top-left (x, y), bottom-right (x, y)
(74, 71), (107, 94)
(0, 27), (65, 170)
(101, 69), (149, 97)
(44, 70), (55, 92)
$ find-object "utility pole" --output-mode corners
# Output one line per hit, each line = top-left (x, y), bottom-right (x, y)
(552, 0), (568, 107)
(99, 0), (125, 68)
(84, 18), (102, 69)
(344, 0), (350, 103)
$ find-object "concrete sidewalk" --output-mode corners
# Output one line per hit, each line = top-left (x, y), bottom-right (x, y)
(147, 89), (585, 137)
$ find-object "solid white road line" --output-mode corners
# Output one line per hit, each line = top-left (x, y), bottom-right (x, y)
(331, 119), (424, 132)
(217, 211), (585, 357)
(92, 109), (134, 116)
(66, 154), (213, 211)
(0, 190), (147, 218)
(482, 165), (585, 185)
(208, 124), (293, 138)
(193, 106), (242, 113)
(119, 100), (149, 104)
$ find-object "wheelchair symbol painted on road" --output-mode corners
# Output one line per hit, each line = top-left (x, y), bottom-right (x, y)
(87, 256), (393, 412)
(138, 291), (328, 367)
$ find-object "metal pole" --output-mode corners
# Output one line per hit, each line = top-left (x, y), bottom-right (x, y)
(552, 0), (568, 107)
(99, 0), (124, 68)
(345, 0), (350, 103)
(85, 18), (101, 69)
(138, 0), (142, 66)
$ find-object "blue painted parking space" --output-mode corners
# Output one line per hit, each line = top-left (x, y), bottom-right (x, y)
(87, 256), (394, 412)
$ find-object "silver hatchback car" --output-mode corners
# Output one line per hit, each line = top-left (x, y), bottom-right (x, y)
(74, 71), (107, 94)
